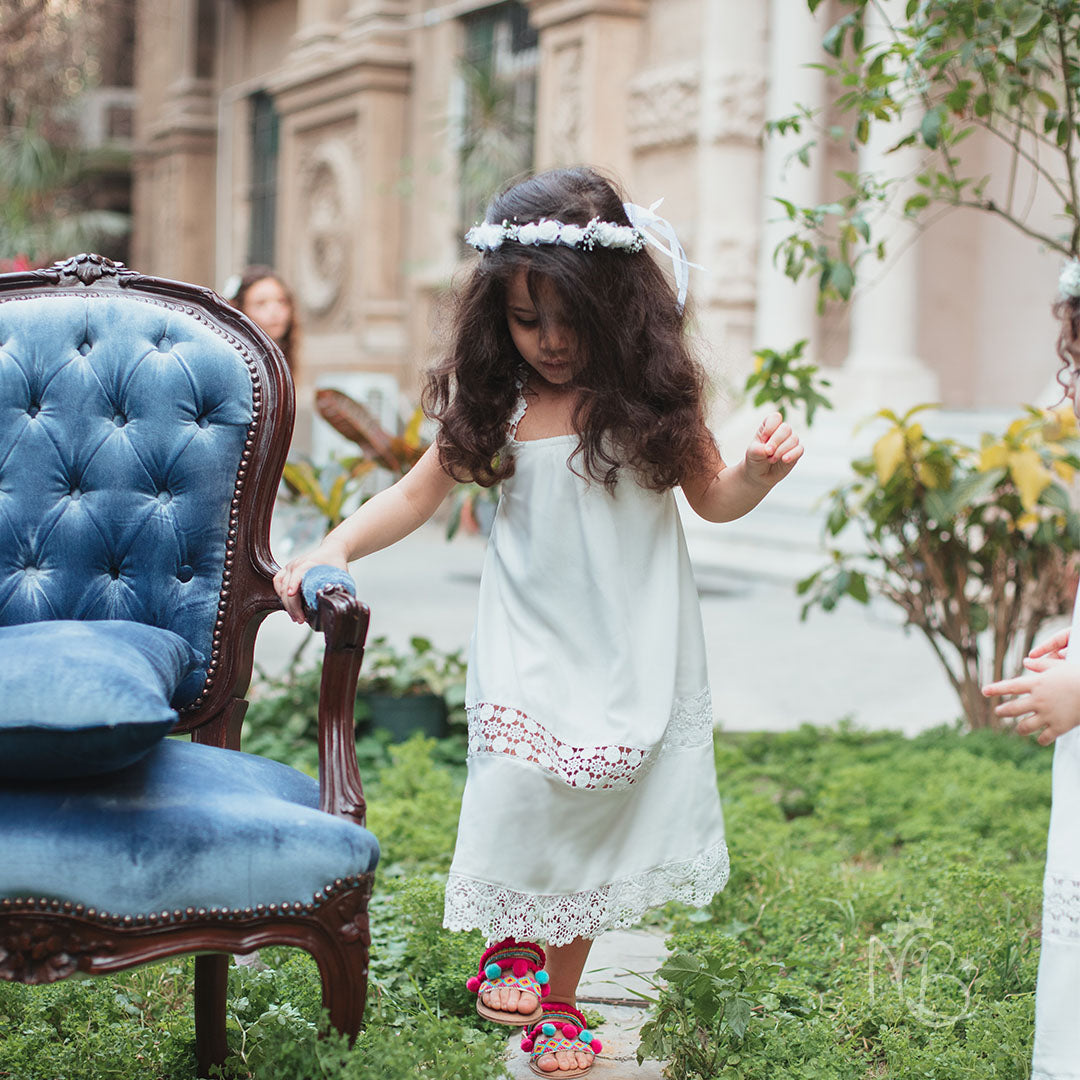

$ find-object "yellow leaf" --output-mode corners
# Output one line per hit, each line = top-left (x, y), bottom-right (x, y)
(1008, 448), (1053, 511)
(915, 461), (949, 489)
(1006, 417), (1029, 441)
(979, 442), (1008, 471)
(1044, 406), (1079, 442)
(403, 406), (426, 449)
(905, 422), (924, 447)
(753, 355), (766, 374)
(873, 427), (907, 485)
(1016, 510), (1040, 531)
(1054, 459), (1076, 483)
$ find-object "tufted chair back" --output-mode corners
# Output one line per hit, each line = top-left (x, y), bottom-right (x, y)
(0, 255), (291, 724)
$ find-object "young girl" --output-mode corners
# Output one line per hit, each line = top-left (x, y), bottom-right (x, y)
(275, 167), (802, 1075)
(983, 263), (1080, 1080)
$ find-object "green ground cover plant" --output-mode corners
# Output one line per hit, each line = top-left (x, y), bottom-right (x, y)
(0, 671), (1052, 1078)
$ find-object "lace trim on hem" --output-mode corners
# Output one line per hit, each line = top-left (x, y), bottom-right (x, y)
(443, 838), (729, 947)
(465, 686), (713, 790)
(1042, 873), (1080, 941)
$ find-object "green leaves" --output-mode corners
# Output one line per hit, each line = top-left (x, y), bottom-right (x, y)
(745, 340), (834, 428)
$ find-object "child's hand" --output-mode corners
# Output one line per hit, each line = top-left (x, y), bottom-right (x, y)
(273, 545), (349, 625)
(1028, 628), (1069, 662)
(744, 412), (803, 488)
(982, 658), (1080, 745)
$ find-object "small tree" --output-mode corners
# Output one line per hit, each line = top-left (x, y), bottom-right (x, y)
(771, 0), (1080, 303)
(766, 1), (1080, 726)
(800, 405), (1080, 727)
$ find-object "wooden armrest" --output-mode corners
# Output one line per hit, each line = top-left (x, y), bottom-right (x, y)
(301, 579), (371, 827)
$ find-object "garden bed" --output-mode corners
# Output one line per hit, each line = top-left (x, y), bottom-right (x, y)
(0, 712), (1049, 1079)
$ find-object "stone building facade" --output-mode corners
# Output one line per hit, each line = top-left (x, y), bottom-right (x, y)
(132, 0), (1067, 448)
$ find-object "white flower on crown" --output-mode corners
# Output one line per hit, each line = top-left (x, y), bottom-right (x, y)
(517, 222), (542, 245)
(535, 219), (561, 243)
(557, 224), (586, 247)
(466, 221), (508, 251)
(1060, 258), (1080, 299)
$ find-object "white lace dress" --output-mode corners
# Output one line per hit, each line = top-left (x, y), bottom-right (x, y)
(1033, 585), (1080, 1079)
(442, 399), (730, 946)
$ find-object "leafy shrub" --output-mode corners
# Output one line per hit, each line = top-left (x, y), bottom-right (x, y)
(799, 405), (1080, 726)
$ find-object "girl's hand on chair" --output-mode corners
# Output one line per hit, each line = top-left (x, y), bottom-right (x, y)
(273, 545), (349, 625)
(1028, 628), (1069, 662)
(982, 658), (1080, 745)
(745, 412), (804, 487)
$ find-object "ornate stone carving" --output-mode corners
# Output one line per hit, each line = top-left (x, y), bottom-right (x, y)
(706, 231), (760, 306)
(296, 138), (353, 317)
(712, 71), (767, 146)
(628, 64), (700, 150)
(551, 41), (584, 164)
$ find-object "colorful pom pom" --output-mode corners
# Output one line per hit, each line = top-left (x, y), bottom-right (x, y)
(520, 1037), (534, 1052)
(535, 969), (549, 984)
(579, 1030), (593, 1044)
(591, 1039), (602, 1054)
(485, 962), (502, 980)
(561, 1024), (578, 1039)
(540, 983), (551, 998)
(466, 976), (481, 992)
(512, 958), (529, 978)
(541, 1023), (556, 1037)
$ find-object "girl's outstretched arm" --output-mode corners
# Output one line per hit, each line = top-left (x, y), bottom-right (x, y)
(274, 443), (459, 623)
(682, 412), (803, 523)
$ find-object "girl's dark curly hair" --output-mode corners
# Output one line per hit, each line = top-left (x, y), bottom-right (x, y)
(423, 167), (715, 490)
(1054, 294), (1080, 398)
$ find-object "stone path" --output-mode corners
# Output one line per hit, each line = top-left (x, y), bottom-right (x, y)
(501, 930), (669, 1080)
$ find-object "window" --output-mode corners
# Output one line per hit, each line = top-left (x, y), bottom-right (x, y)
(458, 2), (538, 230)
(248, 91), (279, 267)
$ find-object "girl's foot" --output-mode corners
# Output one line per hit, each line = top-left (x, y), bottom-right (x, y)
(466, 939), (549, 1025)
(522, 1003), (601, 1077)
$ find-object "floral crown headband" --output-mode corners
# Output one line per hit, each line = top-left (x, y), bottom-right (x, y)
(465, 199), (698, 310)
(1060, 258), (1080, 300)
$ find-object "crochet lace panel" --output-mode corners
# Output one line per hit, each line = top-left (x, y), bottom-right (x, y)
(466, 686), (713, 790)
(1042, 874), (1080, 942)
(444, 838), (729, 946)
(506, 385), (528, 441)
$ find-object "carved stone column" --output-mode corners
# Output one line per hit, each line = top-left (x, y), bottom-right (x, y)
(837, 8), (937, 411)
(753, 0), (825, 359)
(526, 0), (646, 179)
(132, 0), (217, 284)
(693, 0), (769, 380)
(272, 3), (412, 387)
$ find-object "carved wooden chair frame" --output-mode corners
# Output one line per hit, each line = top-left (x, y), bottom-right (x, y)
(0, 255), (374, 1076)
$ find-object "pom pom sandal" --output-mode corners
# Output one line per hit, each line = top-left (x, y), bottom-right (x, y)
(520, 1002), (601, 1078)
(466, 938), (549, 1025)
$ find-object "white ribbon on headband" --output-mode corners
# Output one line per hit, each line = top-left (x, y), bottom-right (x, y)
(623, 199), (701, 311)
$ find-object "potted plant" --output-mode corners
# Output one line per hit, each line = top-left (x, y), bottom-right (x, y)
(355, 636), (467, 742)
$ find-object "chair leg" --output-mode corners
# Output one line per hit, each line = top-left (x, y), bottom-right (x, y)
(194, 953), (229, 1077)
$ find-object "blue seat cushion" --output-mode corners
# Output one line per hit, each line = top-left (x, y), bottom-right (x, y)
(0, 620), (204, 780)
(0, 739), (379, 914)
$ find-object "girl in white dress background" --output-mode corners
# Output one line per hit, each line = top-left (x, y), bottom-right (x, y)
(983, 261), (1080, 1080)
(276, 167), (803, 1076)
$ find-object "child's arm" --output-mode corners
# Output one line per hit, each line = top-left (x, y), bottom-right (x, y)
(682, 412), (803, 523)
(982, 657), (1080, 745)
(274, 443), (459, 623)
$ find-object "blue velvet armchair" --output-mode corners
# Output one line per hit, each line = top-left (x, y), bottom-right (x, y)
(0, 254), (379, 1076)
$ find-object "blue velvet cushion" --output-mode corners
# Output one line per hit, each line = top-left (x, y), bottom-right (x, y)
(0, 620), (204, 780)
(0, 739), (380, 914)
